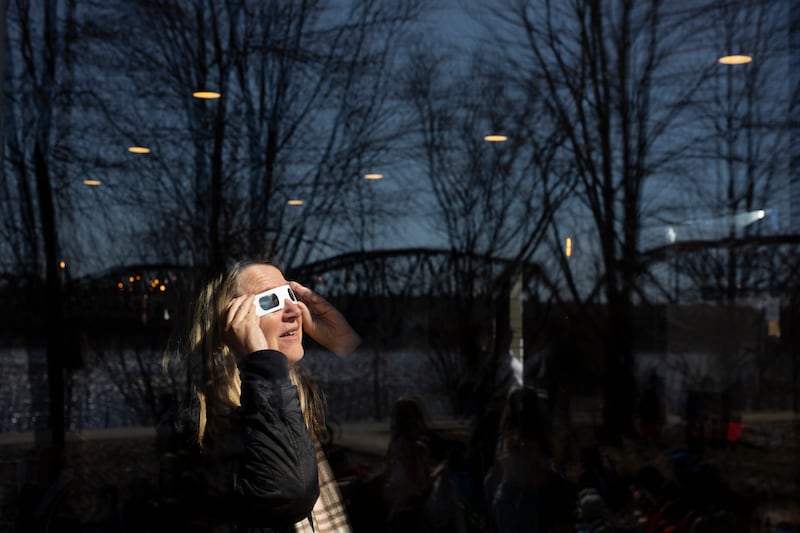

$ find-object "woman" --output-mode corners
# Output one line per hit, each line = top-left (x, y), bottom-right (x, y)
(168, 260), (360, 532)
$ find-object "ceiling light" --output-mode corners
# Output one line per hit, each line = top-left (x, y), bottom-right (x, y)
(83, 179), (102, 186)
(287, 199), (304, 205)
(128, 146), (151, 154)
(364, 173), (384, 180)
(193, 91), (221, 99)
(484, 134), (508, 142)
(718, 55), (752, 65)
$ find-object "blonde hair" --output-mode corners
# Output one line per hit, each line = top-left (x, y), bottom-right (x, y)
(172, 261), (325, 448)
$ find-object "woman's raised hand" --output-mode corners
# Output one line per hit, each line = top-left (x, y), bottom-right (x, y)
(290, 281), (361, 357)
(224, 294), (277, 358)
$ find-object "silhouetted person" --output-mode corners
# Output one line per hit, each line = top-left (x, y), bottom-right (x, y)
(383, 396), (444, 532)
(483, 386), (576, 533)
(685, 385), (707, 455)
(638, 370), (666, 445)
(577, 445), (628, 513)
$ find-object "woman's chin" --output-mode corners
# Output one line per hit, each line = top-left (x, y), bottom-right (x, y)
(281, 341), (305, 366)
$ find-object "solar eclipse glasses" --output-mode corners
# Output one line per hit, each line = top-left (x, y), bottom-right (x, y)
(253, 284), (298, 316)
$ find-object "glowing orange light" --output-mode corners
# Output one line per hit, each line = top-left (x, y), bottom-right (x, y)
(159, 285), (166, 292)
(128, 146), (151, 154)
(83, 179), (102, 186)
(287, 199), (304, 205)
(484, 134), (508, 142)
(565, 237), (573, 257)
(364, 173), (384, 180)
(718, 55), (752, 65)
(59, 261), (66, 269)
(193, 91), (221, 99)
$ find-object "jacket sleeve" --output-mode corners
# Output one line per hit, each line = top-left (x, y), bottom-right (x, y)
(233, 349), (320, 528)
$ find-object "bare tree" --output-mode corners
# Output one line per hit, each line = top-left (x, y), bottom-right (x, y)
(1, 0), (89, 451)
(76, 0), (426, 280)
(674, 0), (795, 302)
(21, 0), (427, 425)
(401, 46), (575, 412)
(473, 0), (734, 440)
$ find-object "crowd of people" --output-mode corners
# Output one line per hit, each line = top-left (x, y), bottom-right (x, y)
(322, 390), (762, 533)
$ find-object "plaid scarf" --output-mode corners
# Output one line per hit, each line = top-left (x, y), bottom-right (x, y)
(294, 441), (352, 533)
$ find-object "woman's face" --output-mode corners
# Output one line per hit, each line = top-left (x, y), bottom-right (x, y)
(238, 264), (304, 365)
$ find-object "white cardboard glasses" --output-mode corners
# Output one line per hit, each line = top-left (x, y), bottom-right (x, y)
(253, 284), (298, 316)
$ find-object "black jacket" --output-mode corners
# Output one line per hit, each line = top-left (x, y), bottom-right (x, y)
(175, 350), (320, 532)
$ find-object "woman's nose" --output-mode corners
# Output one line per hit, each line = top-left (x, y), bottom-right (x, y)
(282, 299), (301, 318)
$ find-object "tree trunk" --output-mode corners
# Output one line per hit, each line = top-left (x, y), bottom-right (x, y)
(34, 142), (65, 455)
(602, 289), (637, 444)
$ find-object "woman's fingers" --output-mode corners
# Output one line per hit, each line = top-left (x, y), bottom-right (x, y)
(225, 294), (269, 356)
(288, 281), (361, 356)
(294, 299), (313, 327)
(289, 281), (316, 306)
(225, 294), (247, 326)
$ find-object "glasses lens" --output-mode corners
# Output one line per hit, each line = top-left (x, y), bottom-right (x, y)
(287, 287), (297, 302)
(258, 293), (279, 312)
